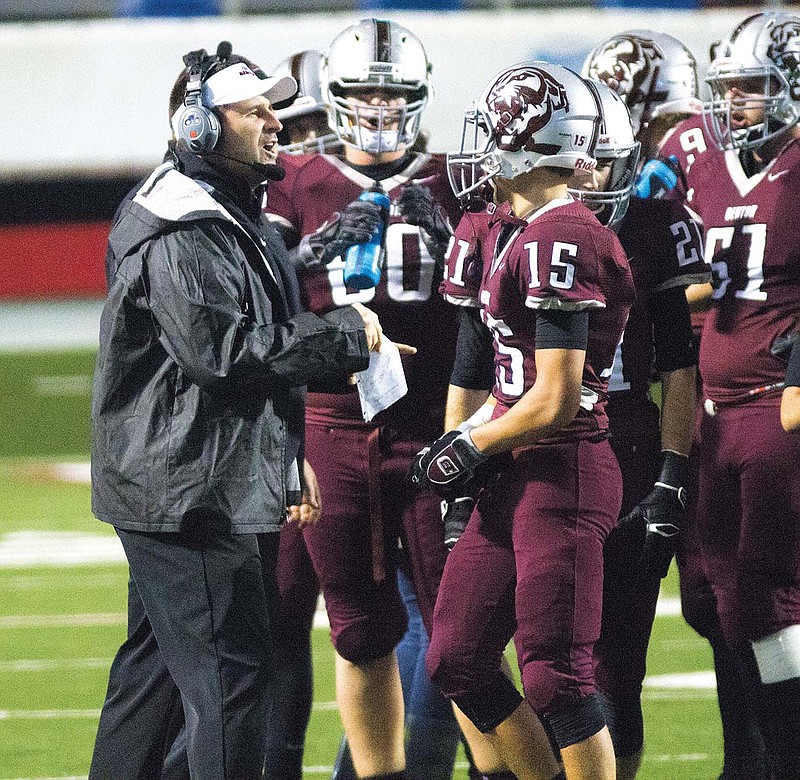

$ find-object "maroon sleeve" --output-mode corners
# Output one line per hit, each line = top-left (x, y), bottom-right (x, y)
(440, 211), (485, 307)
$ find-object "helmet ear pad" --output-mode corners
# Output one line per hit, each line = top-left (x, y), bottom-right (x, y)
(175, 104), (221, 153)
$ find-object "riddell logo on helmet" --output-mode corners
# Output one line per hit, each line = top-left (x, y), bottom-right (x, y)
(575, 158), (597, 171)
(487, 66), (569, 152)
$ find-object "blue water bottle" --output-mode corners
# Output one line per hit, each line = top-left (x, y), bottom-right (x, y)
(343, 181), (390, 290)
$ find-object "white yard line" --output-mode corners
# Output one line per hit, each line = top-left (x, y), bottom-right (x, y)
(0, 709), (101, 720)
(0, 658), (110, 672)
(0, 532), (125, 567)
(0, 613), (125, 628)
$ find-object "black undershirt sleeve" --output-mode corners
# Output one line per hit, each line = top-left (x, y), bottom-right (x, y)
(534, 309), (589, 350)
(651, 285), (697, 374)
(450, 307), (495, 390)
(786, 339), (800, 387)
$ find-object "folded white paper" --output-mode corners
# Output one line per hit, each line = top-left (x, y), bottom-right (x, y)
(356, 339), (408, 422)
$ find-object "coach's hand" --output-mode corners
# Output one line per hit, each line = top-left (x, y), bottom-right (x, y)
(620, 450), (688, 580)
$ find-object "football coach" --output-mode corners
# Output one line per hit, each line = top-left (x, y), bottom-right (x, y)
(88, 43), (379, 780)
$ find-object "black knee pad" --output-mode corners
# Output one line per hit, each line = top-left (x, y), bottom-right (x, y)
(451, 672), (523, 733)
(596, 689), (644, 758)
(542, 693), (607, 749)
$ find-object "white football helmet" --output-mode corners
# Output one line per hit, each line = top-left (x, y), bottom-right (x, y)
(582, 30), (701, 138)
(569, 80), (640, 229)
(447, 62), (601, 202)
(704, 12), (800, 151)
(272, 50), (341, 155)
(325, 18), (432, 154)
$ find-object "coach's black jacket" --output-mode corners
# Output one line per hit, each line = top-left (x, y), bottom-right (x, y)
(91, 153), (369, 534)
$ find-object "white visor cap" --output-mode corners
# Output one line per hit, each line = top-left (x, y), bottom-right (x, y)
(202, 63), (297, 107)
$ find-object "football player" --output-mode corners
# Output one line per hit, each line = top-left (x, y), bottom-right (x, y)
(658, 11), (800, 779)
(264, 20), (463, 780)
(273, 49), (342, 156)
(417, 61), (634, 780)
(585, 29), (774, 779)
(568, 80), (708, 779)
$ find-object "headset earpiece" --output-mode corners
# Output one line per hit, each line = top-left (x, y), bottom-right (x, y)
(175, 47), (221, 153)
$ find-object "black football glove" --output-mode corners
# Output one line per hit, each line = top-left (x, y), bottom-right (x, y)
(620, 450), (689, 581)
(771, 331), (800, 362)
(409, 429), (487, 498)
(440, 495), (475, 551)
(396, 183), (453, 263)
(291, 200), (384, 268)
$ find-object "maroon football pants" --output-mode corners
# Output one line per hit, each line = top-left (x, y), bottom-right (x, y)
(428, 437), (621, 719)
(696, 400), (800, 647)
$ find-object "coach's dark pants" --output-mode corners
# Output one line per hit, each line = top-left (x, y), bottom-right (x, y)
(89, 525), (279, 780)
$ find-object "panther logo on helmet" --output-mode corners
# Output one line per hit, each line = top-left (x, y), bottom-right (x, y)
(485, 66), (569, 152)
(587, 35), (663, 105)
(769, 20), (800, 99)
(767, 20), (800, 69)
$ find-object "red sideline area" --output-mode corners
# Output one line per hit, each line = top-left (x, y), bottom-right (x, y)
(0, 223), (110, 299)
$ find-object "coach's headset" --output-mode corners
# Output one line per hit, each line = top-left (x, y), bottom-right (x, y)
(174, 41), (232, 153)
(174, 41), (288, 181)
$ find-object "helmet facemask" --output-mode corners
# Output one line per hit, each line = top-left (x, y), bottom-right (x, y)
(570, 145), (640, 228)
(704, 63), (798, 151)
(447, 104), (502, 202)
(703, 12), (800, 151)
(569, 80), (640, 229)
(328, 86), (426, 154)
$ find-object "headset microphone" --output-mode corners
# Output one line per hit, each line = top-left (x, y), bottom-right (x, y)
(206, 150), (286, 182)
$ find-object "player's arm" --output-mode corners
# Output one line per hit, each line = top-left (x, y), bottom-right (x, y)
(445, 307), (494, 430)
(411, 311), (587, 497)
(685, 282), (714, 313)
(621, 285), (696, 581)
(781, 339), (800, 432)
(653, 285), (697, 457)
(471, 341), (583, 454)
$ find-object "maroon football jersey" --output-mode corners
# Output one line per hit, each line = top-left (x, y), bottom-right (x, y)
(609, 197), (708, 399)
(478, 198), (634, 442)
(266, 153), (463, 435)
(440, 210), (487, 307)
(661, 117), (800, 403)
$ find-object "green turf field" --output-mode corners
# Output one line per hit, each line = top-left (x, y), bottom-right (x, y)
(0, 347), (726, 779)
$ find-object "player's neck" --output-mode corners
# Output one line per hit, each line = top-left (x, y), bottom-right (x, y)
(507, 182), (569, 221)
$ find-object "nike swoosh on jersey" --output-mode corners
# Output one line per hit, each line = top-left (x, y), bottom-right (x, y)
(768, 169), (789, 181)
